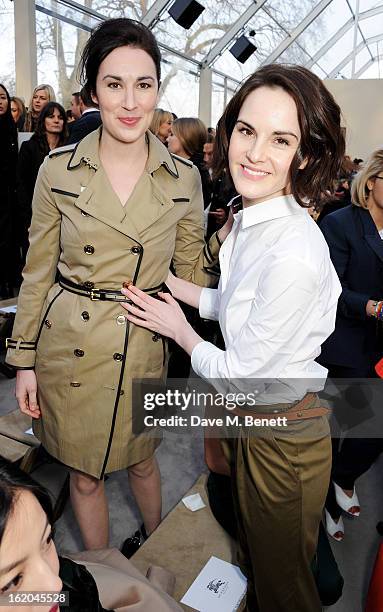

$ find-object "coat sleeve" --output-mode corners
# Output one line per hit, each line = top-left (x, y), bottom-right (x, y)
(172, 166), (220, 287)
(320, 213), (371, 320)
(6, 159), (61, 368)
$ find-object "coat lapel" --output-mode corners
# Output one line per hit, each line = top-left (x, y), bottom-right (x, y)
(358, 207), (383, 262)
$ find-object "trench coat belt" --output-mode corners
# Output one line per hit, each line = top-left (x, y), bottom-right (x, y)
(58, 276), (168, 303)
(230, 392), (330, 422)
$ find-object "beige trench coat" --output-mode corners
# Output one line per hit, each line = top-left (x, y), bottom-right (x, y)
(6, 128), (220, 478)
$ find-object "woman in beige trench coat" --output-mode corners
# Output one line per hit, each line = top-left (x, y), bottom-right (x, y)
(6, 19), (230, 550)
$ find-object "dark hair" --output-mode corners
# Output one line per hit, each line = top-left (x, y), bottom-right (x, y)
(79, 85), (94, 109)
(32, 101), (67, 154)
(72, 91), (81, 104)
(79, 18), (161, 100)
(0, 84), (18, 166)
(213, 64), (345, 206)
(0, 457), (53, 545)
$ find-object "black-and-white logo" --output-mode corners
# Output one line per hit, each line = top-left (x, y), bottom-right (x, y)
(207, 579), (228, 595)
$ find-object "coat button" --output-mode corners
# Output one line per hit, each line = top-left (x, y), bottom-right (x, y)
(44, 319), (52, 328)
(70, 382), (81, 387)
(81, 311), (90, 321)
(81, 210), (89, 217)
(131, 246), (142, 254)
(74, 349), (84, 357)
(84, 245), (95, 254)
(113, 352), (123, 361)
(83, 281), (94, 289)
(116, 315), (126, 325)
(152, 333), (160, 342)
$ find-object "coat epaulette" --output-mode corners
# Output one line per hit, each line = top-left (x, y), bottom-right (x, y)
(49, 143), (77, 158)
(170, 153), (194, 168)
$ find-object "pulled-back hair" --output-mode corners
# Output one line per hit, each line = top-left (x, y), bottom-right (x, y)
(79, 18), (161, 100)
(213, 64), (345, 206)
(351, 148), (383, 208)
(0, 457), (53, 545)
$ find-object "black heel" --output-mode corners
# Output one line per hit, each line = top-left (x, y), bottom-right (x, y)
(121, 523), (148, 559)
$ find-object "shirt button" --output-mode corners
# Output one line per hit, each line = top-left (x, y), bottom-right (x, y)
(116, 315), (126, 325)
(74, 349), (84, 357)
(131, 246), (142, 254)
(83, 281), (94, 289)
(113, 352), (123, 361)
(70, 382), (81, 387)
(44, 319), (52, 328)
(84, 245), (95, 254)
(81, 311), (90, 321)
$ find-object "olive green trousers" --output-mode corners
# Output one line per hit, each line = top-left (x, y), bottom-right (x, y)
(223, 414), (331, 612)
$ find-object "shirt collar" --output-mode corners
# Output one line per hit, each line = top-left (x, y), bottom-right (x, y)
(67, 127), (179, 178)
(236, 194), (306, 229)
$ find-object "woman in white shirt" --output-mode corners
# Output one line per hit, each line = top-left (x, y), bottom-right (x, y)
(120, 64), (344, 612)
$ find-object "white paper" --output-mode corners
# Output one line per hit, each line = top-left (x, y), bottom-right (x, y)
(0, 305), (17, 313)
(182, 493), (206, 512)
(24, 428), (34, 435)
(181, 556), (247, 612)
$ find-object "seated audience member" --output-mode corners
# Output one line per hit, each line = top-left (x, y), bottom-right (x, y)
(17, 101), (67, 262)
(23, 84), (56, 132)
(0, 457), (182, 611)
(70, 91), (82, 121)
(0, 83), (18, 298)
(318, 148), (383, 541)
(67, 86), (102, 144)
(149, 108), (173, 144)
(10, 96), (26, 131)
(168, 117), (211, 207)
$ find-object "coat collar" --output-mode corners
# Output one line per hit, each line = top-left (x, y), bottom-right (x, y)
(356, 205), (383, 263)
(67, 127), (179, 178)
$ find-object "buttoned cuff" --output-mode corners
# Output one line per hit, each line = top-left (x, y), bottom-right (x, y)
(199, 288), (220, 321)
(6, 340), (36, 369)
(191, 340), (216, 378)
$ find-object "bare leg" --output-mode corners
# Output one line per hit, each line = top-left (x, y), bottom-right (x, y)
(70, 470), (109, 550)
(127, 455), (162, 535)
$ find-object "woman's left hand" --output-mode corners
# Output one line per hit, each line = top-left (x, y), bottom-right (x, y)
(121, 285), (188, 341)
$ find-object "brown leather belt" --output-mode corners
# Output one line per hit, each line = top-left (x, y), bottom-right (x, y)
(230, 393), (330, 422)
(59, 276), (167, 303)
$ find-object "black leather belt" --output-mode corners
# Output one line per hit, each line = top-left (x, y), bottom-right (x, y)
(58, 276), (167, 302)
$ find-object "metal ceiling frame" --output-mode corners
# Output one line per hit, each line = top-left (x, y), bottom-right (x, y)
(355, 51), (383, 78)
(305, 4), (383, 69)
(201, 0), (267, 68)
(328, 33), (383, 78)
(141, 0), (171, 28)
(259, 0), (333, 66)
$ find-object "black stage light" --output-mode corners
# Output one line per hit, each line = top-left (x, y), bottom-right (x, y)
(229, 35), (257, 64)
(168, 0), (205, 29)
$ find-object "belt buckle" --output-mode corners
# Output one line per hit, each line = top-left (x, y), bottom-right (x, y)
(90, 289), (99, 301)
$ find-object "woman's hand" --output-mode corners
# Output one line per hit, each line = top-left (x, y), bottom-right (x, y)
(15, 370), (41, 418)
(165, 271), (203, 308)
(121, 285), (203, 355)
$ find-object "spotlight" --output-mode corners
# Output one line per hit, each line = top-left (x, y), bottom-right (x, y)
(168, 0), (205, 29)
(229, 35), (257, 64)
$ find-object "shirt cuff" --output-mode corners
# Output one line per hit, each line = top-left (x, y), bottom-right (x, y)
(199, 288), (220, 320)
(191, 340), (219, 379)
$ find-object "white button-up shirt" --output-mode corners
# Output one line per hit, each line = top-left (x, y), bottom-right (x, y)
(191, 194), (342, 404)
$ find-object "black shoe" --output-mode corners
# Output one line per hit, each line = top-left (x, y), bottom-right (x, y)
(121, 524), (148, 559)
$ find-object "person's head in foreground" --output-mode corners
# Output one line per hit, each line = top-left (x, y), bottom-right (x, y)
(0, 457), (62, 612)
(213, 63), (345, 206)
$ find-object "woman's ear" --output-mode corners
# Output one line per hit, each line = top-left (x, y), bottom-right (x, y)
(91, 91), (99, 107)
(366, 178), (374, 191)
(299, 157), (308, 170)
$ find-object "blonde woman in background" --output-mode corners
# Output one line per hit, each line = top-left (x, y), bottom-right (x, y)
(24, 84), (56, 132)
(149, 108), (173, 143)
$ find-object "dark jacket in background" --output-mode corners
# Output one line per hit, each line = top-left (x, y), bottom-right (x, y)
(67, 109), (102, 144)
(16, 138), (47, 232)
(189, 152), (212, 208)
(0, 106), (18, 292)
(319, 205), (383, 369)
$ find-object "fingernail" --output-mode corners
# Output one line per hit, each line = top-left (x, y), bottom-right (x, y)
(122, 281), (133, 289)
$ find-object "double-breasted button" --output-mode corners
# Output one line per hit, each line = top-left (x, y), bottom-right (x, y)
(152, 333), (160, 342)
(74, 349), (84, 357)
(84, 245), (95, 254)
(84, 281), (94, 289)
(113, 352), (123, 361)
(119, 390), (125, 396)
(81, 311), (90, 321)
(131, 246), (142, 254)
(70, 382), (81, 387)
(116, 315), (126, 325)
(44, 319), (52, 329)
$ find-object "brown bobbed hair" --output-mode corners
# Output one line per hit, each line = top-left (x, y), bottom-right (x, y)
(172, 117), (208, 159)
(213, 64), (345, 207)
(351, 148), (383, 208)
